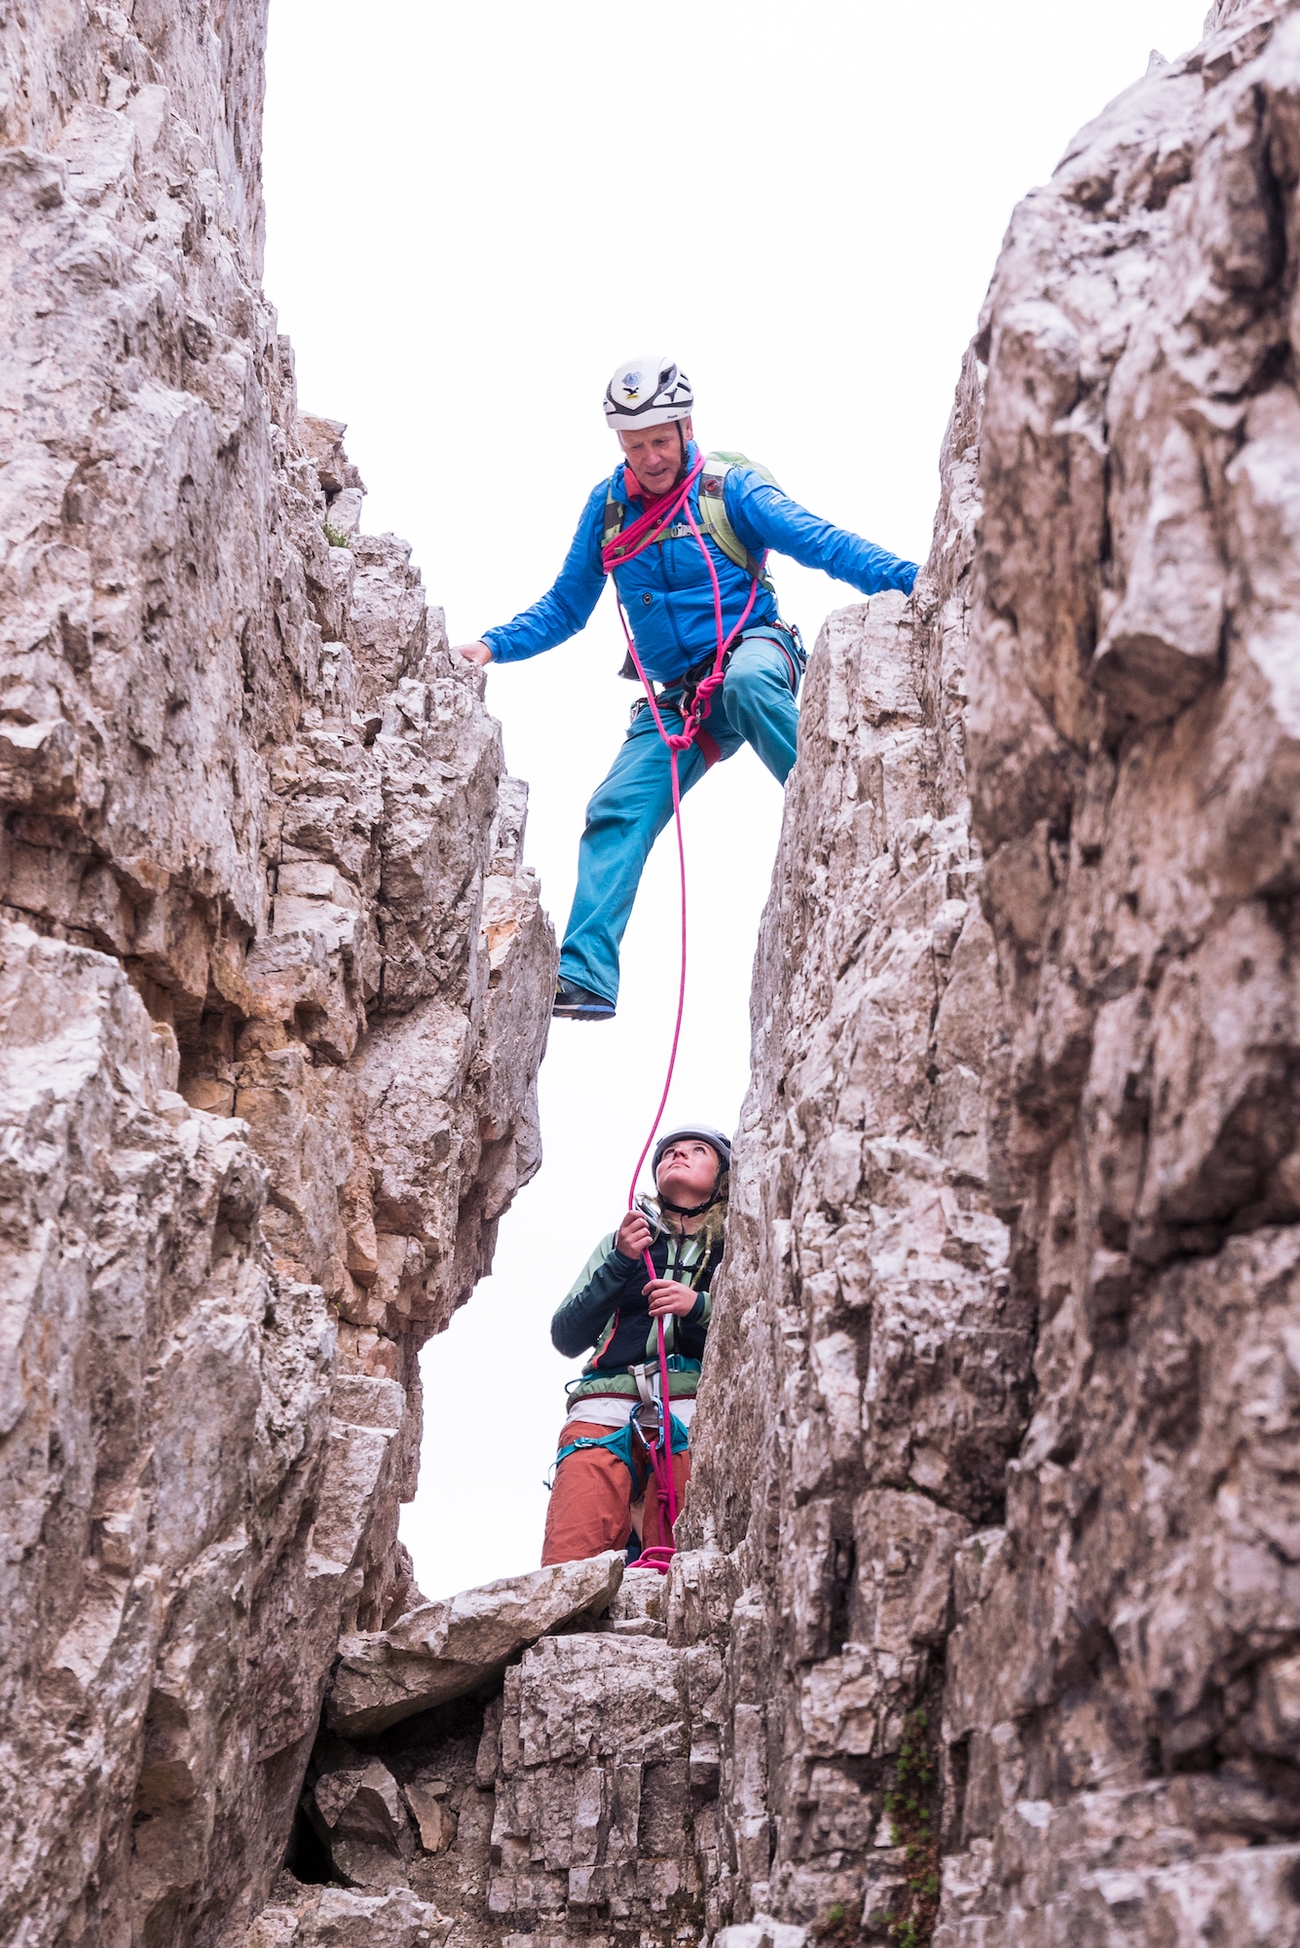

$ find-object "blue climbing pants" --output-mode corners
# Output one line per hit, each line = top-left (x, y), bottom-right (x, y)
(559, 632), (801, 1005)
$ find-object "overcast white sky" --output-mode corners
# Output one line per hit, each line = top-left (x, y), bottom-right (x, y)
(262, 0), (1210, 1598)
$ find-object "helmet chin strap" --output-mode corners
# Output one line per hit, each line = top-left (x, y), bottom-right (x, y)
(659, 1193), (721, 1218)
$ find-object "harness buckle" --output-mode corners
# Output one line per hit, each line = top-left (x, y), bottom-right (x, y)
(628, 1397), (663, 1451)
(628, 1361), (664, 1451)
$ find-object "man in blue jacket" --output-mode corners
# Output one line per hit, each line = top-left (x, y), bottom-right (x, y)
(456, 356), (919, 1020)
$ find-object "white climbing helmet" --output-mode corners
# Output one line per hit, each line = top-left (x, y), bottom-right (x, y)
(603, 355), (694, 431)
(652, 1125), (732, 1176)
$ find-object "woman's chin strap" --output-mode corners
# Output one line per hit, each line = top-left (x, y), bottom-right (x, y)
(657, 1186), (723, 1219)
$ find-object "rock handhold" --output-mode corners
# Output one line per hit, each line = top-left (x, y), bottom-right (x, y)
(326, 1552), (625, 1736)
(314, 1756), (406, 1847)
(245, 1889), (450, 1947)
(400, 1772), (455, 1854)
(716, 1921), (811, 1948)
(595, 1561), (667, 1636)
(305, 1746), (413, 1891)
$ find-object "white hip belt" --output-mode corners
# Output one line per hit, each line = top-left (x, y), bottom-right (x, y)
(563, 1394), (697, 1433)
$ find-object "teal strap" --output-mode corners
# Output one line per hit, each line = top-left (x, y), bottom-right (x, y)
(547, 1414), (690, 1492)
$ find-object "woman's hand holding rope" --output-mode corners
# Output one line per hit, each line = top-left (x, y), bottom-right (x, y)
(616, 1210), (653, 1259)
(644, 1279), (699, 1318)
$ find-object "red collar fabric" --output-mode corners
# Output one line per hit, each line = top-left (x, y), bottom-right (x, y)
(622, 442), (693, 509)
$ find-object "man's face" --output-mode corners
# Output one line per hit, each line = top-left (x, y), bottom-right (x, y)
(618, 416), (693, 497)
(656, 1138), (720, 1205)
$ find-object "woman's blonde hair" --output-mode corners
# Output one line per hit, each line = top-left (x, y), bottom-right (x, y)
(695, 1168), (729, 1254)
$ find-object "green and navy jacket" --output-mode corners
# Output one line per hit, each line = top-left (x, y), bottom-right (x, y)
(552, 1201), (721, 1409)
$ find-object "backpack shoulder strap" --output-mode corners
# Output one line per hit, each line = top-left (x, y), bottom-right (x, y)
(604, 473), (646, 680)
(704, 449), (781, 492)
(601, 473), (626, 552)
(698, 452), (778, 589)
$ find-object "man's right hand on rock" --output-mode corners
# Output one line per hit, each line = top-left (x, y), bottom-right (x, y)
(454, 640), (493, 666)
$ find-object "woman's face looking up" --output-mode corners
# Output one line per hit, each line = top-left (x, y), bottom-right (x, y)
(655, 1139), (720, 1206)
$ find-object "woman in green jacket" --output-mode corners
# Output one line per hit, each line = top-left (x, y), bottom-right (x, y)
(541, 1125), (730, 1565)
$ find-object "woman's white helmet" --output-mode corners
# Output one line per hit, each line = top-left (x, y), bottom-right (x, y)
(603, 355), (693, 431)
(652, 1125), (732, 1176)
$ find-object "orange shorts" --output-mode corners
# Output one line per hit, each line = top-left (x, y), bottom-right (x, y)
(540, 1418), (691, 1566)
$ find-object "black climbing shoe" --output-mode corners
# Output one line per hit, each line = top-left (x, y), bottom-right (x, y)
(553, 978), (616, 1022)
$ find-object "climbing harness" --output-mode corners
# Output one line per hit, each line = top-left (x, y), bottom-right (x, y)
(631, 623), (804, 765)
(548, 1409), (691, 1492)
(596, 454), (770, 1573)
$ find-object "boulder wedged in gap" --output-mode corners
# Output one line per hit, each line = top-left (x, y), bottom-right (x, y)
(327, 1553), (626, 1736)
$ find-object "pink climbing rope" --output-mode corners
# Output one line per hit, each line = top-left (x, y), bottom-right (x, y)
(601, 454), (763, 1573)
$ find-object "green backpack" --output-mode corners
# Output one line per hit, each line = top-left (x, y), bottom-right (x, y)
(601, 450), (779, 594)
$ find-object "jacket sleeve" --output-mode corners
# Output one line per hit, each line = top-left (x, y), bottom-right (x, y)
(724, 466), (919, 597)
(551, 1232), (641, 1358)
(482, 481), (609, 664)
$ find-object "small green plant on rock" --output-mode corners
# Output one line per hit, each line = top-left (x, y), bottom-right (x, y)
(881, 1707), (941, 1947)
(815, 1899), (861, 1948)
(322, 517), (350, 549)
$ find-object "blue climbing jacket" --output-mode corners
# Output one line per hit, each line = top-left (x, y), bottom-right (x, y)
(483, 441), (919, 688)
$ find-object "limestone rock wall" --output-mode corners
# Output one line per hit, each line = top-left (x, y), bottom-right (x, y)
(0, 5), (553, 1947)
(676, 351), (1010, 1943)
(943, 4), (1300, 1936)
(673, 4), (1300, 1945)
